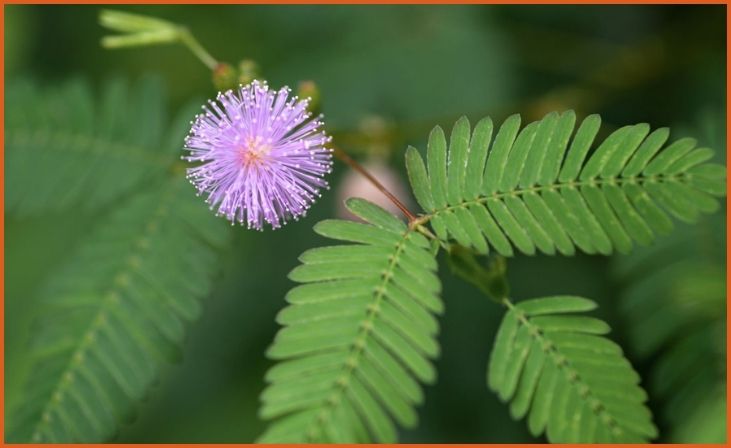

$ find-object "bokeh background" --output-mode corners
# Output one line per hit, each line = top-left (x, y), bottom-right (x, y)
(5, 4), (726, 443)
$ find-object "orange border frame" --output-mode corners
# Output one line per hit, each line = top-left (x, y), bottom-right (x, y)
(0, 1), (728, 447)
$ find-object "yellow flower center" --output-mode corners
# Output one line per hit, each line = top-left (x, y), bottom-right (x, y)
(238, 136), (270, 167)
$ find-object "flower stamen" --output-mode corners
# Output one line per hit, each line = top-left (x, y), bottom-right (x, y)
(239, 137), (271, 167)
(184, 80), (333, 230)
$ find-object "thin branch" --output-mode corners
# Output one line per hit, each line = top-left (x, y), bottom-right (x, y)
(179, 28), (218, 70)
(332, 147), (417, 222)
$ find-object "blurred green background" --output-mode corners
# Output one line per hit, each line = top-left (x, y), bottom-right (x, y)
(5, 4), (726, 443)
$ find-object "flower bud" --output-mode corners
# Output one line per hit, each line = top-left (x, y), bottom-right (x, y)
(238, 59), (259, 85)
(212, 63), (237, 91)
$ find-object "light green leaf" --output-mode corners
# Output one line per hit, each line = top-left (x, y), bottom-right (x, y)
(259, 201), (441, 443)
(446, 116), (471, 204)
(405, 146), (435, 211)
(427, 126), (448, 208)
(464, 117), (493, 199)
(521, 111), (559, 187)
(405, 113), (724, 256)
(488, 296), (656, 443)
(484, 114), (521, 194)
(559, 114), (601, 182)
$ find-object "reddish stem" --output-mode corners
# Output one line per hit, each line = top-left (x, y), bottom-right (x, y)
(332, 147), (417, 222)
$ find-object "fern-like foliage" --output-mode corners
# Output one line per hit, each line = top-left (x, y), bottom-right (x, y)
(258, 198), (442, 443)
(615, 216), (726, 442)
(488, 296), (656, 443)
(5, 77), (191, 216)
(406, 112), (725, 256)
(8, 178), (229, 443)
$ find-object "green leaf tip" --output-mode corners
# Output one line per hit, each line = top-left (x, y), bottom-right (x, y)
(99, 9), (180, 49)
(345, 198), (407, 233)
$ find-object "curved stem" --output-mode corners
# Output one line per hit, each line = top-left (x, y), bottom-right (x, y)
(332, 147), (417, 222)
(179, 28), (218, 70)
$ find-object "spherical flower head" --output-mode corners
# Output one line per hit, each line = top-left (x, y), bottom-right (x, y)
(184, 80), (333, 230)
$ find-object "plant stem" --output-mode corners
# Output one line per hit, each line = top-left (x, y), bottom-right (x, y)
(447, 247), (510, 305)
(332, 147), (417, 222)
(179, 28), (218, 70)
(415, 224), (438, 241)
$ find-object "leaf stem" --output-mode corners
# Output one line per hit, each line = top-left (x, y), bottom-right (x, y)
(178, 27), (218, 70)
(419, 172), (687, 225)
(332, 147), (417, 222)
(414, 223), (438, 240)
(446, 247), (509, 305)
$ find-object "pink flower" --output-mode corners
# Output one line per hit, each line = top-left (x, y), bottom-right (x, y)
(185, 80), (333, 230)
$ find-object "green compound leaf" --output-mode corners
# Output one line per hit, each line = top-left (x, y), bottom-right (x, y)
(258, 198), (441, 443)
(488, 296), (657, 443)
(7, 178), (230, 443)
(405, 113), (726, 256)
(5, 77), (190, 216)
(615, 216), (726, 443)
